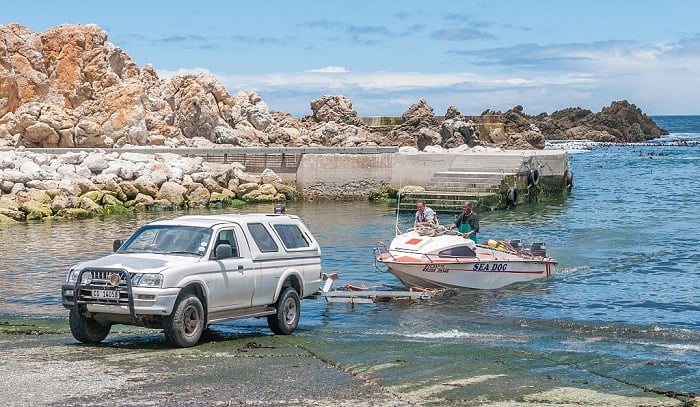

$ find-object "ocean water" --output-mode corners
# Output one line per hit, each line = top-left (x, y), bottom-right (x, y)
(1, 116), (699, 397)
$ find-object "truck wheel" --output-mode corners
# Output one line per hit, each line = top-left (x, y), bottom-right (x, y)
(69, 306), (110, 344)
(164, 294), (205, 347)
(267, 287), (300, 335)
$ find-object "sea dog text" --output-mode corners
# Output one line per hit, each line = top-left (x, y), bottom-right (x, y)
(473, 263), (508, 271)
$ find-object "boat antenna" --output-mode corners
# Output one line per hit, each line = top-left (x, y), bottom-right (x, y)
(395, 189), (402, 236)
(394, 173), (404, 236)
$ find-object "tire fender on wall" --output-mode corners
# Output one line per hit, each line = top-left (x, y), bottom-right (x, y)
(565, 169), (574, 189)
(506, 186), (518, 205)
(528, 168), (540, 187)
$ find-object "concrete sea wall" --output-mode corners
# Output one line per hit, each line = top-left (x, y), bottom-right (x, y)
(295, 149), (570, 203)
(296, 153), (393, 199)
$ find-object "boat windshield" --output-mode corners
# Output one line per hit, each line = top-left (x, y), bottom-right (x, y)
(438, 246), (476, 257)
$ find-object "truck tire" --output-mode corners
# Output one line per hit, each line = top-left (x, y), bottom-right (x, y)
(164, 294), (205, 347)
(267, 287), (300, 335)
(69, 306), (111, 344)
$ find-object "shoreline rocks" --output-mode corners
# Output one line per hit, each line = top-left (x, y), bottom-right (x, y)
(0, 149), (292, 222)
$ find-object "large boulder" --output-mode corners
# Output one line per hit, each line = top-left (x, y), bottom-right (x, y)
(439, 119), (478, 148)
(402, 99), (439, 128)
(157, 181), (188, 206)
(186, 186), (210, 208)
(309, 95), (360, 125)
(241, 183), (285, 202)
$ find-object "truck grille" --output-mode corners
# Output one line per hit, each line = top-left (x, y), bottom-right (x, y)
(77, 268), (132, 305)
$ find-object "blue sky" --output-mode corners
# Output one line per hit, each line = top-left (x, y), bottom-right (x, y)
(3, 1), (700, 116)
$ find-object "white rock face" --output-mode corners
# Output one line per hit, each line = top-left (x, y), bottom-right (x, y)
(0, 149), (285, 221)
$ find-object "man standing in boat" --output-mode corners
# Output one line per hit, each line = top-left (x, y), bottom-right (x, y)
(447, 201), (479, 243)
(414, 201), (439, 227)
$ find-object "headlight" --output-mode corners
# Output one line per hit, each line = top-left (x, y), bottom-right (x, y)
(66, 268), (80, 283)
(131, 273), (163, 287)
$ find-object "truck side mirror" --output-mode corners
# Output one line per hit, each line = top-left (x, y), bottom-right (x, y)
(215, 244), (233, 259)
(113, 239), (124, 252)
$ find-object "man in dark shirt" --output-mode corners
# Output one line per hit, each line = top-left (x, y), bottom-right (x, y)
(447, 200), (479, 242)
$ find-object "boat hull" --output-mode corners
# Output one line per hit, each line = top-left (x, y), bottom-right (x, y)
(377, 230), (557, 290)
(382, 259), (555, 290)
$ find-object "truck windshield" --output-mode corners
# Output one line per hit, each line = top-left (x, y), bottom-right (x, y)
(120, 226), (213, 256)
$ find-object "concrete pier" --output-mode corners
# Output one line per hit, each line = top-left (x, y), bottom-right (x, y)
(295, 149), (571, 210)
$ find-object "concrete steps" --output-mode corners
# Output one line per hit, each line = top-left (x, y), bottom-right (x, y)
(426, 171), (514, 193)
(399, 168), (518, 212)
(400, 190), (499, 213)
(428, 171), (512, 193)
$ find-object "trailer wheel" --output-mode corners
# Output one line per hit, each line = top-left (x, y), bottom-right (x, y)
(164, 294), (205, 347)
(69, 306), (111, 344)
(267, 287), (300, 335)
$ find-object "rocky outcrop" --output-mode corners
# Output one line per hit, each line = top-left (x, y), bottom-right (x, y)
(0, 23), (668, 152)
(379, 101), (480, 150)
(0, 23), (304, 149)
(495, 101), (668, 143)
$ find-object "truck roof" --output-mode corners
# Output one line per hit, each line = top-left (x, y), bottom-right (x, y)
(147, 213), (304, 229)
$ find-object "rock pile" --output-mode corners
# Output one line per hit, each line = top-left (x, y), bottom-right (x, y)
(0, 149), (291, 223)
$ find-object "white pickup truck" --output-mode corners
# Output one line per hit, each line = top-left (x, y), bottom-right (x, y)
(61, 213), (322, 347)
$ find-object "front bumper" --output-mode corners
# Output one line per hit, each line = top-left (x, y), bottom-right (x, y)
(62, 283), (180, 316)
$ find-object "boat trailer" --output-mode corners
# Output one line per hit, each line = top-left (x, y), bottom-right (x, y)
(318, 273), (453, 304)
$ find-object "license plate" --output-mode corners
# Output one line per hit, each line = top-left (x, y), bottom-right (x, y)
(91, 289), (120, 299)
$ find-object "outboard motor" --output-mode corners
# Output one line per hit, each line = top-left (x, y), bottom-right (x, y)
(530, 242), (546, 257)
(273, 203), (287, 214)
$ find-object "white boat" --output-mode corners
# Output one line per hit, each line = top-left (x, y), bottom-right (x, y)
(376, 227), (557, 290)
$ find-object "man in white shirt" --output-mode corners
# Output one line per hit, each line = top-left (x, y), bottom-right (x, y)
(414, 201), (439, 227)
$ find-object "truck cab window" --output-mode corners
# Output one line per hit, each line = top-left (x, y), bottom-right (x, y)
(247, 223), (279, 253)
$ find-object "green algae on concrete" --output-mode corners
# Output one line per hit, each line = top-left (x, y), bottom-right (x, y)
(285, 333), (689, 406)
(0, 317), (68, 335)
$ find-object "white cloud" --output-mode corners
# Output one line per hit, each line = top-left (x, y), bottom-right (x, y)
(215, 70), (593, 93)
(154, 37), (700, 116)
(305, 66), (348, 73)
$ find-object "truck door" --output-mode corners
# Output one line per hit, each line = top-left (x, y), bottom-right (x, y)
(204, 226), (255, 310)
